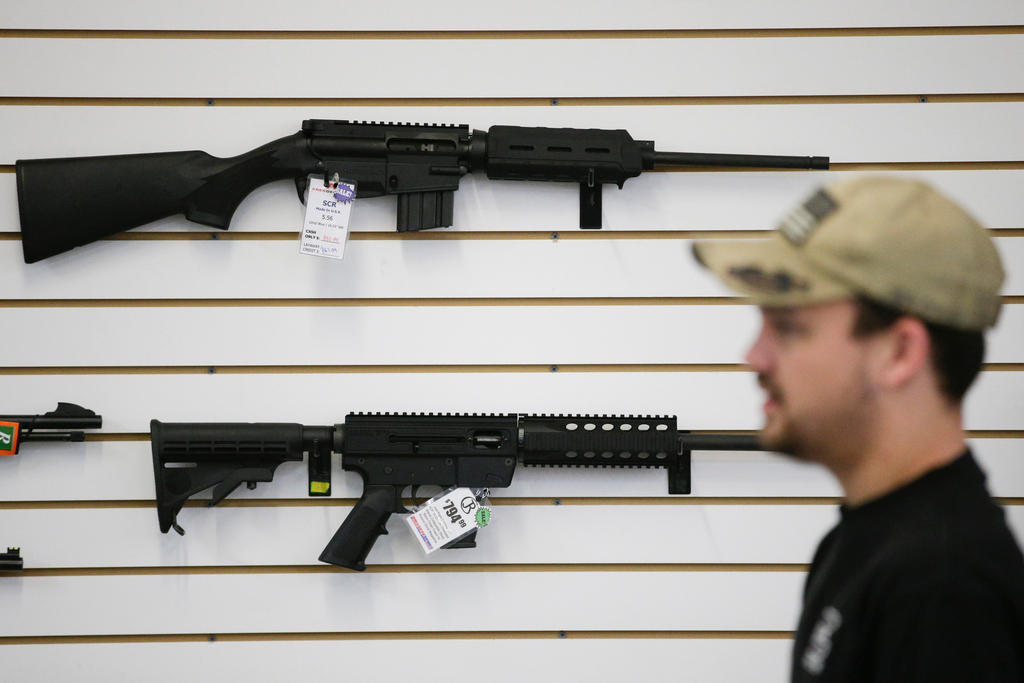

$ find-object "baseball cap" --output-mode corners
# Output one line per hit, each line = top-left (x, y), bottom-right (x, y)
(692, 176), (1004, 331)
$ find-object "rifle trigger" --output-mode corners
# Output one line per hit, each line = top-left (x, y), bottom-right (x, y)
(294, 176), (309, 203)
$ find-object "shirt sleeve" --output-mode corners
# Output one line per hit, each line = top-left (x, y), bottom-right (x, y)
(871, 573), (1022, 682)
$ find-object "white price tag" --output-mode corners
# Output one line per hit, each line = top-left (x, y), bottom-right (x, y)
(405, 487), (490, 555)
(299, 174), (355, 259)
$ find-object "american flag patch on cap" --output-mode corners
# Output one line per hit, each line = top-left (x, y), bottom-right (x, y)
(778, 188), (838, 245)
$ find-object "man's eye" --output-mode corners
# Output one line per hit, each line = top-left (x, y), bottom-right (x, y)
(772, 319), (802, 336)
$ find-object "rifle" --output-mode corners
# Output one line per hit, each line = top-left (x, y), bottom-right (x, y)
(16, 119), (829, 263)
(0, 547), (23, 572)
(0, 403), (102, 455)
(151, 413), (762, 571)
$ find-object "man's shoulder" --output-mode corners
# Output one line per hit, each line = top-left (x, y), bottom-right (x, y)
(866, 488), (1024, 601)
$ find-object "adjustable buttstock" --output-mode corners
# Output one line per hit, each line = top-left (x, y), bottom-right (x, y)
(150, 420), (306, 535)
(319, 484), (402, 571)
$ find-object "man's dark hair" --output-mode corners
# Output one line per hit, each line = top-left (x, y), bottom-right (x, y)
(852, 297), (985, 402)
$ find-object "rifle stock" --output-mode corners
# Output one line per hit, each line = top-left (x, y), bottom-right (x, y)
(17, 133), (312, 263)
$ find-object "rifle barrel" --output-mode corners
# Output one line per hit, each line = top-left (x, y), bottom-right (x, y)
(0, 403), (102, 433)
(15, 431), (87, 443)
(0, 414), (101, 430)
(648, 150), (829, 170)
(679, 433), (762, 451)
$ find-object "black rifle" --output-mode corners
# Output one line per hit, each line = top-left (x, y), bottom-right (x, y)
(0, 547), (23, 571)
(16, 119), (829, 262)
(151, 413), (761, 571)
(0, 403), (101, 455)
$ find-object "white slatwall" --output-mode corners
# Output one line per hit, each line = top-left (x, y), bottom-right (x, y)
(0, 641), (795, 683)
(1, 4), (1022, 683)
(6, 37), (1024, 97)
(5, 0), (1024, 30)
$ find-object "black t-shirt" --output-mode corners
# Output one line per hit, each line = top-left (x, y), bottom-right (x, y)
(791, 451), (1024, 682)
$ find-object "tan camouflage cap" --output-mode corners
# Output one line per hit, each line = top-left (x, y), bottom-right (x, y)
(692, 176), (1004, 331)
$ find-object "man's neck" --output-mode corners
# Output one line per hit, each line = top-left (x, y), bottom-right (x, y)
(832, 409), (967, 507)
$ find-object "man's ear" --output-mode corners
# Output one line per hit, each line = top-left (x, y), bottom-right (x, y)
(875, 317), (931, 390)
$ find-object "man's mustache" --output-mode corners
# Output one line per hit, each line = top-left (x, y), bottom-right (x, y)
(757, 374), (783, 403)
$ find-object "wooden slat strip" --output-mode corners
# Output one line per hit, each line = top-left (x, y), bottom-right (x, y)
(0, 230), (772, 241)
(2, 497), (1019, 510)
(0, 498), (833, 510)
(0, 229), (1022, 240)
(4, 161), (1024, 175)
(0, 364), (743, 375)
(7, 563), (808, 577)
(0, 630), (793, 645)
(4, 94), (1024, 106)
(1, 363), (1022, 375)
(0, 366), (745, 376)
(0, 296), (747, 307)
(73, 430), (1024, 441)
(2, 294), (1023, 307)
(2, 27), (1023, 40)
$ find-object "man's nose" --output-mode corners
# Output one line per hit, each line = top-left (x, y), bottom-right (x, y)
(744, 325), (773, 373)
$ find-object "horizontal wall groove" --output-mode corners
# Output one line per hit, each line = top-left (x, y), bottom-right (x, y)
(3, 27), (1023, 40)
(5, 162), (1024, 175)
(0, 296), (748, 308)
(12, 229), (1024, 241)
(3, 94), (1024, 107)
(26, 429), (1024, 440)
(830, 162), (1024, 171)
(0, 497), (834, 510)
(1, 295), (1022, 307)
(0, 230), (774, 241)
(0, 362), (749, 374)
(2, 230), (1024, 241)
(2, 362), (1022, 375)
(7, 563), (808, 578)
(6, 163), (1024, 178)
(0, 629), (795, 646)
(2, 497), (1020, 510)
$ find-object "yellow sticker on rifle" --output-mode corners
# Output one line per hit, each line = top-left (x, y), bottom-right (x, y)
(309, 481), (331, 495)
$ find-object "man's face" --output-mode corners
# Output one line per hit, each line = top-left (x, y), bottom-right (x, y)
(745, 300), (880, 465)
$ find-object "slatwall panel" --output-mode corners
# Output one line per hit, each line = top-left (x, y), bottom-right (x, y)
(0, 641), (796, 683)
(5, 1), (1024, 30)
(2, 304), (1024, 365)
(6, 37), (1024, 98)
(1, 4), (1022, 683)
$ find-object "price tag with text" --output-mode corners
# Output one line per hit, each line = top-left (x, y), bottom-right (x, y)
(299, 175), (355, 259)
(405, 487), (491, 554)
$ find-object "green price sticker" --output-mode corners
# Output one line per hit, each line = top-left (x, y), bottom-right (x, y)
(0, 422), (19, 456)
(475, 507), (491, 528)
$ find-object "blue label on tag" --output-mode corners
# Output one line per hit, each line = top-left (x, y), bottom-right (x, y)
(333, 186), (356, 203)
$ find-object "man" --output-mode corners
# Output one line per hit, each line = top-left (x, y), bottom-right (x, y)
(693, 177), (1024, 681)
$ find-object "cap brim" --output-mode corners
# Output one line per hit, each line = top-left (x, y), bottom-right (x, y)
(692, 235), (854, 306)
